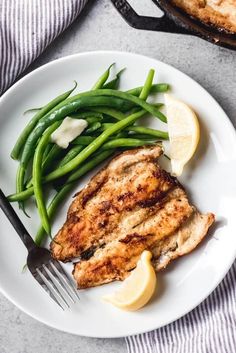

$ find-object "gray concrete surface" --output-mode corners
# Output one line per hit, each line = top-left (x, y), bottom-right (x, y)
(0, 0), (235, 352)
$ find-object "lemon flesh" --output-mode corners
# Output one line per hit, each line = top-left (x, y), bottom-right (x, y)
(165, 94), (200, 176)
(103, 251), (156, 311)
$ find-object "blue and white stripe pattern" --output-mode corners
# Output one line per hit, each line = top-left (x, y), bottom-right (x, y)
(0, 0), (87, 95)
(126, 262), (236, 353)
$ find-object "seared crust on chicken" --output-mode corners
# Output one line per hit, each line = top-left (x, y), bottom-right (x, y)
(73, 187), (193, 288)
(73, 197), (214, 289)
(50, 145), (215, 288)
(52, 145), (169, 261)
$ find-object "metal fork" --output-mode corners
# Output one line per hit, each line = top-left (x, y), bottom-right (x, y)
(0, 189), (79, 310)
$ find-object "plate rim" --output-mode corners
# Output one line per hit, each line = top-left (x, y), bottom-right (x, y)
(0, 50), (235, 338)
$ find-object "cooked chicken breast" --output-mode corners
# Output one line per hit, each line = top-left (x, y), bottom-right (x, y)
(73, 202), (214, 289)
(52, 145), (170, 261)
(51, 145), (215, 289)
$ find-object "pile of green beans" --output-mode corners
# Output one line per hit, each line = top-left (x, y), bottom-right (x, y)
(9, 65), (170, 245)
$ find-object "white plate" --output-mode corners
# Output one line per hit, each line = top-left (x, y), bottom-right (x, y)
(0, 51), (236, 338)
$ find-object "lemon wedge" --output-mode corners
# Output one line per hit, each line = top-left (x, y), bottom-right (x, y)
(165, 94), (200, 176)
(103, 251), (156, 311)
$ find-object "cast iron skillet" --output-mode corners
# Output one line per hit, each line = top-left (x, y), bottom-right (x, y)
(111, 0), (236, 50)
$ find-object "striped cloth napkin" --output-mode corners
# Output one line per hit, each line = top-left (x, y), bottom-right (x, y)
(1, 1), (235, 351)
(0, 0), (87, 95)
(126, 262), (236, 353)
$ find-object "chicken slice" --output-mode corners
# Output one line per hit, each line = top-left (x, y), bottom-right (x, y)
(73, 187), (194, 288)
(51, 145), (179, 261)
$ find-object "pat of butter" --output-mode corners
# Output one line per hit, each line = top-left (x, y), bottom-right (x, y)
(51, 117), (88, 149)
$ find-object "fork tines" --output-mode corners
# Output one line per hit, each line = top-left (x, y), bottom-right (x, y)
(35, 260), (79, 310)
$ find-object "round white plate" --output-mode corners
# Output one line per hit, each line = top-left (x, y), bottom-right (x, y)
(0, 51), (235, 338)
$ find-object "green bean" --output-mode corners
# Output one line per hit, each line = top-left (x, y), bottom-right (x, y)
(85, 122), (102, 134)
(151, 83), (170, 92)
(26, 144), (64, 189)
(11, 82), (77, 160)
(99, 117), (166, 141)
(100, 123), (114, 130)
(113, 131), (128, 139)
(127, 83), (170, 96)
(35, 183), (73, 245)
(139, 69), (155, 100)
(91, 105), (161, 122)
(21, 90), (165, 168)
(91, 90), (166, 121)
(153, 103), (164, 108)
(42, 145), (63, 173)
(69, 111), (103, 120)
(101, 138), (154, 150)
(127, 133), (160, 140)
(103, 68), (125, 89)
(99, 121), (115, 131)
(73, 133), (128, 144)
(32, 122), (61, 235)
(124, 69), (154, 126)
(8, 184), (37, 202)
(92, 64), (114, 90)
(16, 165), (29, 216)
(72, 136), (95, 145)
(90, 107), (126, 121)
(35, 150), (114, 245)
(102, 124), (113, 130)
(101, 117), (119, 124)
(58, 145), (84, 167)
(43, 143), (53, 160)
(16, 165), (25, 197)
(101, 119), (168, 140)
(85, 117), (103, 124)
(125, 126), (169, 140)
(32, 143), (53, 187)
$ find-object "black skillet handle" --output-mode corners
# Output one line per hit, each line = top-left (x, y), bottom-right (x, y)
(0, 189), (35, 251)
(110, 0), (189, 34)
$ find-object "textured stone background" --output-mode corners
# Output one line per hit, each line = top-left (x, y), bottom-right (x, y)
(0, 0), (235, 352)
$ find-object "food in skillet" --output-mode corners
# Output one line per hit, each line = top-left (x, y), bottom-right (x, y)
(51, 145), (214, 288)
(171, 0), (236, 33)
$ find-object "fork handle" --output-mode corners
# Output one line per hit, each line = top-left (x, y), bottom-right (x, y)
(0, 189), (36, 251)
